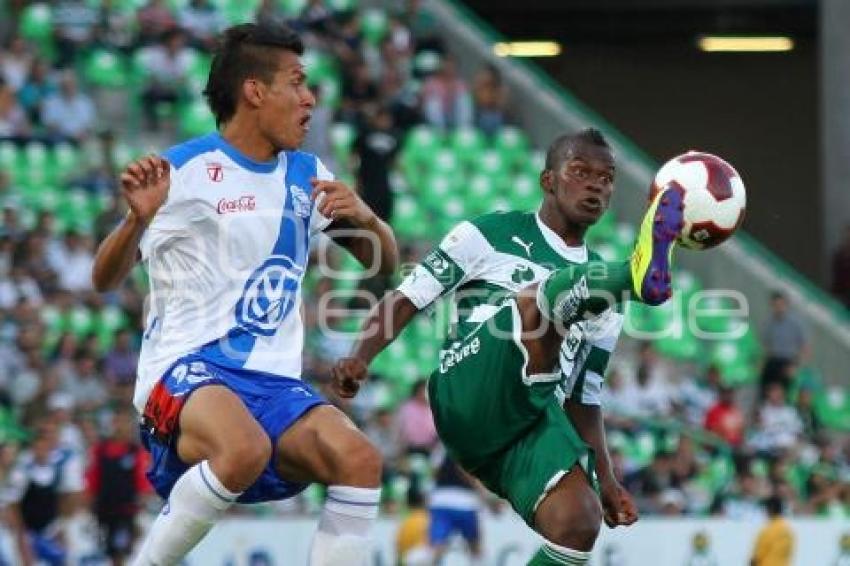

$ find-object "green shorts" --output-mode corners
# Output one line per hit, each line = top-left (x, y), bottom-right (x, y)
(429, 301), (595, 525)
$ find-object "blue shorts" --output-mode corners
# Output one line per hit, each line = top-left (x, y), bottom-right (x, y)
(428, 507), (480, 545)
(140, 353), (326, 504)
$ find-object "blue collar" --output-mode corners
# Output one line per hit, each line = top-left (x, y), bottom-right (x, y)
(211, 133), (279, 174)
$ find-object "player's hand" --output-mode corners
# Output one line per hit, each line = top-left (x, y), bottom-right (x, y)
(600, 478), (639, 528)
(331, 356), (369, 398)
(121, 155), (170, 225)
(311, 178), (376, 228)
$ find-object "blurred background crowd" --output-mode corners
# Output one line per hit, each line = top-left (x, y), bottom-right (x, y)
(0, 0), (847, 563)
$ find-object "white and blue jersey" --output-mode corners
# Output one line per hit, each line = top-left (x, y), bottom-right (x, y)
(134, 132), (332, 414)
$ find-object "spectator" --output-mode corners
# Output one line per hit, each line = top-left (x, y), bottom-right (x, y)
(378, 65), (421, 131)
(6, 421), (85, 565)
(760, 291), (808, 396)
(421, 56), (472, 130)
(17, 59), (56, 129)
(340, 59), (378, 126)
(678, 364), (721, 428)
(53, 231), (95, 293)
(41, 71), (96, 143)
(0, 36), (34, 92)
(0, 79), (30, 141)
(751, 496), (794, 566)
(624, 450), (678, 514)
(136, 0), (177, 46)
(750, 383), (803, 455)
(62, 354), (108, 411)
(103, 328), (139, 392)
(832, 225), (850, 309)
(255, 0), (289, 27)
(95, 0), (136, 52)
(716, 471), (767, 520)
(86, 409), (152, 566)
(353, 106), (400, 223)
(138, 29), (193, 131)
(795, 386), (821, 438)
(46, 392), (85, 454)
(363, 406), (402, 487)
(0, 265), (43, 310)
(178, 0), (226, 50)
(704, 385), (746, 447)
(619, 359), (674, 418)
(397, 379), (438, 455)
(52, 0), (99, 67)
(472, 63), (509, 136)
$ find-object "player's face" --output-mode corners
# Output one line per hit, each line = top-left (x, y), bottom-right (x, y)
(258, 50), (316, 151)
(549, 143), (615, 226)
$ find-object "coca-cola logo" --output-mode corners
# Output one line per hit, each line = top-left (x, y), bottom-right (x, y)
(217, 195), (256, 214)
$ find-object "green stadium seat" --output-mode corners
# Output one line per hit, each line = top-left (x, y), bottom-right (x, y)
(401, 125), (442, 182)
(52, 142), (78, 178)
(413, 50), (441, 76)
(19, 4), (53, 58)
(466, 173), (496, 214)
(449, 127), (486, 166)
(508, 173), (539, 211)
(179, 99), (217, 138)
(330, 122), (355, 164)
(360, 8), (387, 45)
(591, 242), (619, 262)
(85, 50), (129, 88)
(655, 331), (701, 361)
(317, 76), (341, 109)
(711, 340), (756, 386)
(327, 0), (357, 11)
(525, 149), (545, 177)
(610, 223), (636, 259)
(68, 306), (94, 337)
(692, 294), (734, 335)
(302, 50), (337, 85)
(391, 194), (428, 240)
(815, 387), (850, 431)
(493, 126), (530, 168)
(278, 0), (308, 17)
(223, 0), (259, 24)
(585, 211), (616, 246)
(647, 297), (683, 336)
(474, 149), (508, 178)
(429, 149), (461, 177)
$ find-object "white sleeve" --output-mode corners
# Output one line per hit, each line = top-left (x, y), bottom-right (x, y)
(309, 158), (334, 235)
(3, 461), (28, 504)
(397, 220), (491, 310)
(58, 452), (85, 494)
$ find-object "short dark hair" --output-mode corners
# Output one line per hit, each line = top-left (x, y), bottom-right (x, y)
(544, 127), (611, 170)
(203, 23), (304, 128)
(764, 495), (784, 516)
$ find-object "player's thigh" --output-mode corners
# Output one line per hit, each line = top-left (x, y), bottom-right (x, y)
(476, 402), (594, 527)
(273, 404), (381, 486)
(176, 384), (270, 465)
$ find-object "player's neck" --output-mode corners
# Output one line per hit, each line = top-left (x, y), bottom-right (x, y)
(538, 207), (586, 246)
(219, 119), (277, 164)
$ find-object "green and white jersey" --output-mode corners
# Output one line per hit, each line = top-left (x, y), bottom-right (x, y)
(397, 210), (622, 406)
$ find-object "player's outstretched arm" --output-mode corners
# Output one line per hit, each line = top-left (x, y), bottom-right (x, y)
(312, 178), (399, 275)
(92, 156), (169, 291)
(332, 290), (419, 398)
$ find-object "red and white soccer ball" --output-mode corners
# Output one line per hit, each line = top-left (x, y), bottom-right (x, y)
(650, 151), (747, 250)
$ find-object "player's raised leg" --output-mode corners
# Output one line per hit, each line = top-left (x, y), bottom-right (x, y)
(134, 386), (271, 565)
(273, 405), (382, 566)
(535, 182), (686, 326)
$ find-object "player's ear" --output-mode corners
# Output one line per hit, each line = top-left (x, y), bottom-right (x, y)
(243, 79), (264, 108)
(540, 169), (554, 193)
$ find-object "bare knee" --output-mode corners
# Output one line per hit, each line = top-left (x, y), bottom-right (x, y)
(213, 430), (272, 491)
(326, 433), (382, 487)
(534, 475), (602, 552)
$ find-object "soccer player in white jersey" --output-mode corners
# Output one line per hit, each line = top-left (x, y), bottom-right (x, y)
(92, 24), (398, 566)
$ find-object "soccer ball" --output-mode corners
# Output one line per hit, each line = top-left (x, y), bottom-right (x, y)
(650, 151), (747, 250)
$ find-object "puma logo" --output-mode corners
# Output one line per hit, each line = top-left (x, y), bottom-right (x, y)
(511, 236), (534, 257)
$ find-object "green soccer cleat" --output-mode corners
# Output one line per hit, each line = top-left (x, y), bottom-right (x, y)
(630, 183), (685, 305)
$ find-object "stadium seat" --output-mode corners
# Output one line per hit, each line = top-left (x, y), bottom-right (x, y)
(815, 387), (850, 431)
(401, 125), (442, 181)
(655, 331), (701, 361)
(68, 306), (94, 337)
(329, 122), (355, 165)
(692, 294), (734, 335)
(711, 340), (756, 386)
(508, 173), (538, 211)
(390, 194), (428, 239)
(429, 149), (461, 177)
(492, 126), (530, 169)
(474, 149), (508, 179)
(466, 173), (496, 213)
(52, 142), (79, 178)
(179, 99), (217, 139)
(413, 50), (441, 77)
(84, 50), (129, 89)
(449, 127), (486, 166)
(19, 3), (53, 57)
(360, 8), (388, 45)
(278, 0), (307, 16)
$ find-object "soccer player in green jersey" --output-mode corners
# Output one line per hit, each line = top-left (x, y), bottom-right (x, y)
(333, 128), (684, 565)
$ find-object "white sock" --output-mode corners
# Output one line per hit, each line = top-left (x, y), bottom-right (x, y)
(133, 461), (240, 566)
(542, 539), (591, 565)
(308, 485), (381, 566)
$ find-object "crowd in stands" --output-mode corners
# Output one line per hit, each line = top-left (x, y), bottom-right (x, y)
(0, 0), (846, 562)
